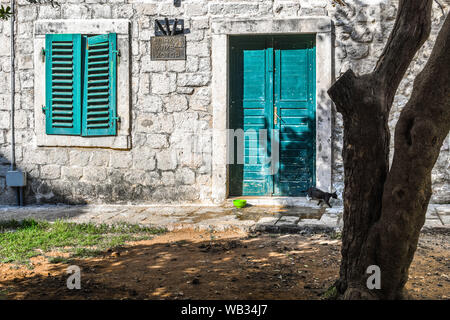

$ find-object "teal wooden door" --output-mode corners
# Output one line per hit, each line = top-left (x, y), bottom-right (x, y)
(229, 36), (315, 196)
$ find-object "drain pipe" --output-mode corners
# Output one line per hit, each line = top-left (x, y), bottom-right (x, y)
(6, 0), (27, 206)
(10, 0), (15, 172)
(9, 0), (24, 206)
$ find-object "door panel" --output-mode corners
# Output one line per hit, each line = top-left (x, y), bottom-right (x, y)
(279, 50), (309, 101)
(229, 37), (273, 196)
(274, 36), (315, 196)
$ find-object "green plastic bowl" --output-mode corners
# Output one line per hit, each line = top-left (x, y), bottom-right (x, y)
(233, 199), (247, 208)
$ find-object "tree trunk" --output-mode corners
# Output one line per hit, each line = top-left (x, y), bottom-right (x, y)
(370, 13), (450, 299)
(327, 0), (450, 299)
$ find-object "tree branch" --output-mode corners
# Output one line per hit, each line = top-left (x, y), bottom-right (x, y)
(374, 0), (433, 106)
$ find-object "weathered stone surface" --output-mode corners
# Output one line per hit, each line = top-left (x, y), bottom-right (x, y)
(209, 3), (259, 16)
(139, 94), (163, 113)
(82, 167), (107, 182)
(166, 60), (186, 72)
(186, 41), (210, 57)
(346, 43), (370, 59)
(161, 171), (175, 186)
(151, 73), (176, 94)
(89, 151), (110, 167)
(62, 166), (83, 181)
(48, 149), (69, 166)
(91, 5), (112, 18)
(185, 3), (208, 16)
(146, 133), (169, 149)
(189, 87), (211, 111)
(133, 150), (156, 171)
(69, 150), (91, 167)
(186, 56), (200, 72)
(0, 112), (10, 129)
(175, 167), (196, 185)
(137, 113), (174, 134)
(38, 5), (61, 19)
(156, 150), (178, 171)
(165, 95), (188, 113)
(177, 73), (210, 87)
(40, 165), (61, 180)
(61, 5), (89, 19)
(110, 152), (133, 169)
(350, 25), (374, 43)
(141, 55), (166, 72)
(198, 58), (211, 72)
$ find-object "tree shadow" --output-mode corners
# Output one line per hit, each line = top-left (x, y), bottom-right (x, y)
(0, 232), (341, 300)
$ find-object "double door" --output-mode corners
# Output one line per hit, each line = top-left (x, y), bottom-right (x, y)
(229, 35), (316, 196)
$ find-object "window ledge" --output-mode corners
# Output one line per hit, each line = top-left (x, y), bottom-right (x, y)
(36, 134), (131, 149)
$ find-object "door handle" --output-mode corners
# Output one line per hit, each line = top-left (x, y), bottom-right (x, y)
(274, 107), (281, 125)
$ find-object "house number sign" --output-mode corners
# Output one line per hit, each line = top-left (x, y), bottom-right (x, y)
(151, 36), (186, 60)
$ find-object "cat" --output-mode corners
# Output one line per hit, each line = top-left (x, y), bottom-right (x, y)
(304, 187), (338, 208)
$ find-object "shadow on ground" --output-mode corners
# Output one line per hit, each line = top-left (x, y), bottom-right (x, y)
(0, 230), (342, 300)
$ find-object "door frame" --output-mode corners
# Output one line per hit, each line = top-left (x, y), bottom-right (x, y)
(211, 18), (333, 203)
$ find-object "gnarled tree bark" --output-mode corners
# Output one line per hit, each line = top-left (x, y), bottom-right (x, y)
(328, 0), (449, 299)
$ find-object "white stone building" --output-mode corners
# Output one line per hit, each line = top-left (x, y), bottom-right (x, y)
(0, 0), (448, 205)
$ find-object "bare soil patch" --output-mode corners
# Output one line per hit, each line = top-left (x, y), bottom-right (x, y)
(0, 229), (448, 300)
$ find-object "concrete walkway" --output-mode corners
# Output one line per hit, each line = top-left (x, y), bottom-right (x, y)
(0, 202), (448, 233)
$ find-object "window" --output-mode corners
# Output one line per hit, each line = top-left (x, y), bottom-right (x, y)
(34, 19), (131, 149)
(45, 33), (118, 137)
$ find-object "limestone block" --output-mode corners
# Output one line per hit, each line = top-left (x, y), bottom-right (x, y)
(110, 152), (133, 169)
(146, 133), (169, 149)
(177, 73), (210, 87)
(165, 94), (188, 113)
(151, 73), (176, 94)
(156, 150), (178, 171)
(62, 166), (83, 181)
(175, 167), (196, 185)
(40, 164), (61, 180)
(346, 43), (369, 59)
(139, 94), (163, 113)
(189, 87), (211, 112)
(69, 150), (91, 167)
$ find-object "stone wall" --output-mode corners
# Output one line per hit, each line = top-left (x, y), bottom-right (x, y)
(0, 0), (448, 205)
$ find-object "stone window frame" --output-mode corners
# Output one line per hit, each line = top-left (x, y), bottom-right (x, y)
(33, 19), (131, 149)
(210, 17), (333, 202)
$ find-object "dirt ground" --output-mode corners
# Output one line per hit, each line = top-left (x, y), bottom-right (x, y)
(0, 229), (448, 300)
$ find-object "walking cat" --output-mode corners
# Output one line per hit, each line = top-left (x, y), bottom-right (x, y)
(304, 187), (338, 208)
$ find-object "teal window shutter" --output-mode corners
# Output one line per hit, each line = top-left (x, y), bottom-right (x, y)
(82, 33), (117, 136)
(45, 34), (82, 135)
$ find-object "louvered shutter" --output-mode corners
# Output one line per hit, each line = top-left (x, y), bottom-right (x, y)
(82, 33), (117, 136)
(45, 34), (82, 135)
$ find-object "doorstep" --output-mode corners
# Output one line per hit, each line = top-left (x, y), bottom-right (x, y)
(227, 196), (332, 208)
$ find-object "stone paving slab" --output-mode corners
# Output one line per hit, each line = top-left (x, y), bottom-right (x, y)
(0, 203), (448, 233)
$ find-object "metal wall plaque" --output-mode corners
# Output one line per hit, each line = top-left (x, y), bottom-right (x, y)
(151, 36), (186, 60)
